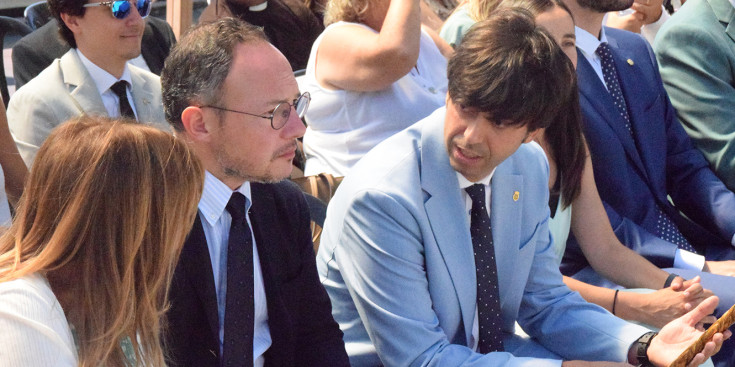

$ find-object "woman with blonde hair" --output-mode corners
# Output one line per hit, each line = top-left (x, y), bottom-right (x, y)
(0, 117), (204, 367)
(300, 0), (451, 176)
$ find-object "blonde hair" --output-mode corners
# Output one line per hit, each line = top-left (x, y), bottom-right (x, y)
(323, 0), (370, 26)
(0, 116), (204, 367)
(467, 0), (503, 21)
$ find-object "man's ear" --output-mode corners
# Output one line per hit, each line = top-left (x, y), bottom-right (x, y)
(523, 128), (541, 144)
(59, 12), (82, 34)
(181, 106), (211, 142)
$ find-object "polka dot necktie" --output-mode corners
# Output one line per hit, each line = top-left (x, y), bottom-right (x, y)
(597, 43), (695, 253)
(654, 207), (696, 253)
(109, 81), (136, 120)
(465, 184), (504, 353)
(596, 42), (632, 135)
(223, 192), (254, 367)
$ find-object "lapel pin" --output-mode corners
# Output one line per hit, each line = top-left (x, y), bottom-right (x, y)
(513, 191), (520, 202)
(143, 98), (150, 105)
(627, 59), (634, 66)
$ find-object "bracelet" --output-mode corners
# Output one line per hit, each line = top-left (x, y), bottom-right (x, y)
(612, 289), (619, 316)
(663, 273), (679, 288)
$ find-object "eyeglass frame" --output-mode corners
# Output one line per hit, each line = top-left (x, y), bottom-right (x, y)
(199, 92), (311, 130)
(83, 0), (151, 20)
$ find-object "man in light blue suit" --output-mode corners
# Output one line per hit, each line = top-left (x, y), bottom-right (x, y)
(317, 11), (727, 367)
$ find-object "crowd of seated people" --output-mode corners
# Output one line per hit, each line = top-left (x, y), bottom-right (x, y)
(1, 0), (735, 366)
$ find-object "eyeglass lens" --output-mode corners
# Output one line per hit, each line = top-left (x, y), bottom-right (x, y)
(111, 0), (150, 19)
(272, 93), (310, 129)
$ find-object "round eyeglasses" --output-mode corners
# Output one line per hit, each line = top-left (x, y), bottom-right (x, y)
(83, 0), (151, 20)
(201, 92), (311, 130)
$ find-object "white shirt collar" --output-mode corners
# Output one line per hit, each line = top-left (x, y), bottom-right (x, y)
(730, 0), (735, 9)
(575, 25), (609, 59)
(456, 169), (496, 190)
(249, 1), (268, 11)
(198, 171), (252, 227)
(75, 48), (133, 97)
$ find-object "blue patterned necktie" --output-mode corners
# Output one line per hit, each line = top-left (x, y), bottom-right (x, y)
(465, 184), (504, 353)
(596, 42), (632, 135)
(222, 192), (254, 367)
(597, 43), (695, 253)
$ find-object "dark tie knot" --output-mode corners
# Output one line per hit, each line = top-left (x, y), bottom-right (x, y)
(226, 192), (248, 223)
(596, 42), (613, 60)
(465, 184), (486, 207)
(110, 80), (129, 98)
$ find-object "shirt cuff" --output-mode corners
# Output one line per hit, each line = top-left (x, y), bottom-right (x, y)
(731, 232), (735, 246)
(640, 6), (670, 44)
(674, 249), (706, 271)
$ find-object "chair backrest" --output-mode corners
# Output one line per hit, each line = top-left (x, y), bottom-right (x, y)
(24, 1), (53, 31)
(0, 16), (33, 106)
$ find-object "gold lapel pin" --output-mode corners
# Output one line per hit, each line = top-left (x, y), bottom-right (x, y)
(513, 191), (520, 202)
(627, 59), (634, 66)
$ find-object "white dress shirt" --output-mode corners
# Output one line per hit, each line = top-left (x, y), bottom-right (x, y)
(456, 169), (496, 352)
(75, 49), (139, 119)
(575, 25), (706, 271)
(198, 171), (271, 367)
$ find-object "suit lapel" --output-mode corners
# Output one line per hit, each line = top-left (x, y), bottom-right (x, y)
(707, 0), (735, 42)
(489, 172), (522, 315)
(249, 183), (291, 366)
(576, 48), (649, 181)
(130, 68), (155, 123)
(60, 50), (107, 116)
(419, 114), (477, 344)
(181, 215), (220, 340)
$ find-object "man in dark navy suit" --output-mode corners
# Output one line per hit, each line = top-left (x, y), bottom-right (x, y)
(160, 17), (348, 367)
(560, 1), (735, 366)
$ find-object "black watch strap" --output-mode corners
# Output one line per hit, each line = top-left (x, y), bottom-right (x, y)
(632, 331), (658, 367)
(663, 273), (679, 288)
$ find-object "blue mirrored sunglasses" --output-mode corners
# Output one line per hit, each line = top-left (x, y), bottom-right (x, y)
(83, 0), (151, 19)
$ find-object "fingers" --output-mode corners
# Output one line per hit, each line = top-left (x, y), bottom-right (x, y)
(683, 296), (719, 325)
(670, 276), (685, 290)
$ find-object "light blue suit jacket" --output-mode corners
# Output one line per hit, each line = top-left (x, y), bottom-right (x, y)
(317, 108), (649, 367)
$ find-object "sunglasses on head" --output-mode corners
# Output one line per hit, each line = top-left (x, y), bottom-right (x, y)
(83, 0), (151, 20)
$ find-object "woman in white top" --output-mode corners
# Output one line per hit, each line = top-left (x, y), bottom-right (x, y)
(0, 116), (203, 367)
(301, 0), (452, 176)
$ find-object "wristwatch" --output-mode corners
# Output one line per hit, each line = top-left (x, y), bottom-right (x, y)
(628, 331), (658, 367)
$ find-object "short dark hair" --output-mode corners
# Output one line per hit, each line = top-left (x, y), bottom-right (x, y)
(447, 8), (576, 132)
(47, 0), (86, 48)
(161, 17), (269, 131)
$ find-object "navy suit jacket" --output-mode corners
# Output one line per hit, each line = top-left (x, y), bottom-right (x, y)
(562, 27), (735, 276)
(165, 180), (349, 367)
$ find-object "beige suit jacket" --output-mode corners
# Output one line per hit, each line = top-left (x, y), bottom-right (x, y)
(7, 49), (169, 165)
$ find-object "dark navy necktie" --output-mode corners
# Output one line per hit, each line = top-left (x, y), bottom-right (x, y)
(597, 43), (695, 253)
(222, 192), (254, 367)
(596, 42), (632, 135)
(109, 80), (136, 119)
(465, 184), (504, 353)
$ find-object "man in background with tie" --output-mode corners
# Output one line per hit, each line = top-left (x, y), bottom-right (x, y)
(561, 0), (735, 322)
(160, 17), (349, 367)
(7, 0), (168, 165)
(317, 9), (727, 367)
